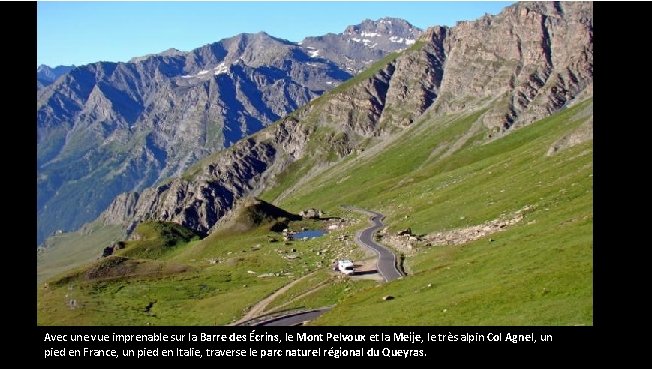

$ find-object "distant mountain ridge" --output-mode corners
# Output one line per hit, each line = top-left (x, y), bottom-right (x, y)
(36, 18), (422, 245)
(36, 64), (74, 89)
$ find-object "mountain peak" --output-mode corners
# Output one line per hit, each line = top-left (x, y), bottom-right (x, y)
(159, 48), (187, 57)
(344, 17), (420, 36)
(364, 17), (415, 27)
(302, 17), (422, 74)
(36, 64), (75, 87)
(128, 47), (188, 63)
(233, 31), (294, 46)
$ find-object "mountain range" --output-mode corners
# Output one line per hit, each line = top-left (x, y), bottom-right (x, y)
(37, 18), (422, 245)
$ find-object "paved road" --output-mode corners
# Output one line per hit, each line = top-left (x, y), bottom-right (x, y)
(351, 209), (403, 282)
(254, 308), (332, 326)
(249, 208), (402, 326)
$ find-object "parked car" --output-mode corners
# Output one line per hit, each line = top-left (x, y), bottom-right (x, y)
(337, 260), (355, 275)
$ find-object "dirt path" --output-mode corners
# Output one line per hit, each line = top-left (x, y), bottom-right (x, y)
(233, 273), (313, 325)
(270, 278), (332, 312)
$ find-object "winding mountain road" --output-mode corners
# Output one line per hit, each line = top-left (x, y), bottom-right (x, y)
(350, 208), (403, 282)
(244, 207), (402, 326)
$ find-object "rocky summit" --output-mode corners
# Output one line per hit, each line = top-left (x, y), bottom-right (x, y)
(301, 17), (422, 74)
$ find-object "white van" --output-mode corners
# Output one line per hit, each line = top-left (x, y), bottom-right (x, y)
(337, 260), (355, 275)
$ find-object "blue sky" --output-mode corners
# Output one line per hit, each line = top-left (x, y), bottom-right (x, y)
(38, 1), (513, 67)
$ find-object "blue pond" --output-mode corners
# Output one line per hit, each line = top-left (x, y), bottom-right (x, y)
(293, 230), (326, 240)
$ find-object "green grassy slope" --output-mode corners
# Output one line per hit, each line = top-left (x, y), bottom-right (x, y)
(37, 201), (371, 325)
(118, 222), (200, 260)
(261, 99), (593, 325)
(37, 224), (124, 284)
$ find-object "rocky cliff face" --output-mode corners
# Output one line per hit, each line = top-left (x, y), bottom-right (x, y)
(433, 1), (593, 131)
(86, 2), (594, 241)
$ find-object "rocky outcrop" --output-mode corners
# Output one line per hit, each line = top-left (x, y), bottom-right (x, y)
(425, 208), (529, 246)
(433, 1), (593, 131)
(379, 26), (447, 128)
(299, 209), (323, 219)
(100, 241), (126, 257)
(381, 206), (533, 254)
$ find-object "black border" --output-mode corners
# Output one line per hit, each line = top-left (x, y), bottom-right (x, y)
(18, 0), (628, 361)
